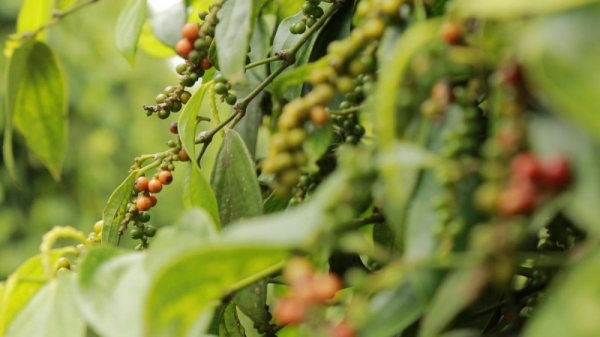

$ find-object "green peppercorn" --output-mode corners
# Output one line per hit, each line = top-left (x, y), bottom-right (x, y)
(180, 91), (192, 103)
(144, 225), (157, 237)
(225, 93), (237, 105)
(158, 108), (171, 119)
(176, 63), (187, 75)
(130, 228), (143, 239)
(155, 93), (167, 104)
(171, 100), (182, 112)
(215, 82), (228, 95)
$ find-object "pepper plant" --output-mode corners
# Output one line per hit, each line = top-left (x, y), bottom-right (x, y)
(2, 0), (600, 336)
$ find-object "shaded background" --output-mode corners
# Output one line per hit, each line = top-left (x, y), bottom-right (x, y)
(0, 0), (192, 277)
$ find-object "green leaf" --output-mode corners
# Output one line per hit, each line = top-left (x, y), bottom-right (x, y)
(0, 248), (73, 335)
(16, 0), (52, 40)
(6, 274), (84, 337)
(215, 0), (261, 83)
(208, 38), (220, 70)
(183, 162), (221, 229)
(145, 246), (288, 337)
(263, 191), (290, 214)
(115, 0), (147, 65)
(303, 122), (333, 172)
(528, 114), (600, 236)
(219, 302), (246, 337)
(419, 269), (489, 337)
(9, 41), (67, 181)
(138, 22), (176, 58)
(210, 129), (262, 226)
(451, 0), (600, 19)
(523, 250), (600, 337)
(519, 3), (600, 144)
(150, 0), (186, 48)
(101, 170), (140, 245)
(179, 83), (220, 226)
(233, 279), (272, 335)
(76, 249), (147, 337)
(271, 56), (328, 103)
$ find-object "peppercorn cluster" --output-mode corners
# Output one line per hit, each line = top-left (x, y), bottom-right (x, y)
(289, 1), (325, 35)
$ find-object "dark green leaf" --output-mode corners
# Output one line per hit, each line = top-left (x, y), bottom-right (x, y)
(419, 269), (489, 337)
(210, 129), (262, 226)
(101, 170), (140, 245)
(144, 246), (288, 337)
(520, 4), (600, 144)
(263, 191), (290, 214)
(150, 0), (186, 48)
(208, 38), (220, 70)
(303, 122), (333, 172)
(6, 275), (84, 337)
(76, 249), (146, 337)
(178, 83), (209, 162)
(0, 248), (74, 335)
(219, 302), (246, 337)
(10, 41), (67, 181)
(215, 0), (261, 83)
(234, 279), (272, 335)
(528, 114), (600, 236)
(183, 162), (220, 228)
(115, 0), (147, 65)
(523, 250), (600, 337)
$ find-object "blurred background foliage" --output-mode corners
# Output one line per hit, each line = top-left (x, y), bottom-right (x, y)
(0, 0), (195, 277)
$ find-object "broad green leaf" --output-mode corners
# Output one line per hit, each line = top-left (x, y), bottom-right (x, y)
(303, 122), (333, 172)
(150, 0), (186, 48)
(115, 0), (147, 65)
(519, 3), (600, 144)
(11, 41), (67, 181)
(16, 0), (52, 40)
(419, 269), (488, 337)
(145, 208), (219, 275)
(6, 274), (84, 337)
(451, 0), (600, 19)
(179, 83), (220, 226)
(233, 279), (272, 335)
(219, 302), (245, 337)
(101, 170), (140, 245)
(523, 250), (600, 337)
(210, 129), (262, 225)
(145, 246), (288, 337)
(373, 20), (441, 251)
(76, 249), (147, 337)
(4, 41), (34, 184)
(215, 0), (261, 83)
(138, 23), (176, 58)
(263, 191), (290, 214)
(208, 38), (220, 70)
(183, 162), (221, 229)
(0, 248), (73, 335)
(528, 114), (600, 236)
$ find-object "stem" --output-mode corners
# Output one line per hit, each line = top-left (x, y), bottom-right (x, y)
(245, 55), (281, 70)
(10, 0), (100, 41)
(329, 105), (364, 115)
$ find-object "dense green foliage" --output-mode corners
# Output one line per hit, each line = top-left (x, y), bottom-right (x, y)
(2, 0), (600, 337)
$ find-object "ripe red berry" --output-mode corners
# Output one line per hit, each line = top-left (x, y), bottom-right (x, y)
(200, 57), (212, 70)
(178, 149), (190, 162)
(310, 273), (342, 302)
(175, 39), (194, 58)
(541, 156), (571, 190)
(148, 179), (163, 193)
(499, 63), (523, 87)
(497, 183), (536, 217)
(273, 298), (308, 325)
(158, 170), (173, 185)
(135, 176), (149, 191)
(329, 321), (357, 337)
(510, 152), (542, 182)
(181, 22), (200, 41)
(310, 106), (329, 126)
(439, 21), (462, 45)
(169, 122), (178, 135)
(136, 196), (152, 211)
(149, 194), (158, 207)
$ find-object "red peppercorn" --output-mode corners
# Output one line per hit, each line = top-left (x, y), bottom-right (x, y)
(135, 176), (149, 192)
(169, 122), (178, 135)
(181, 22), (199, 41)
(136, 196), (152, 211)
(200, 57), (212, 70)
(541, 156), (571, 190)
(329, 321), (357, 337)
(148, 179), (163, 193)
(439, 21), (462, 45)
(497, 183), (536, 217)
(149, 194), (158, 207)
(511, 152), (542, 183)
(158, 170), (173, 185)
(273, 298), (308, 325)
(175, 39), (193, 58)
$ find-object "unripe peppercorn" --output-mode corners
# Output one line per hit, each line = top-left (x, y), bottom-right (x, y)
(180, 91), (192, 104)
(148, 179), (163, 193)
(93, 220), (104, 234)
(158, 170), (173, 185)
(178, 149), (190, 162)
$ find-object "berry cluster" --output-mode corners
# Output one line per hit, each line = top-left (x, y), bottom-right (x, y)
(273, 257), (343, 326)
(213, 73), (245, 108)
(289, 1), (324, 35)
(54, 256), (72, 276)
(143, 1), (224, 117)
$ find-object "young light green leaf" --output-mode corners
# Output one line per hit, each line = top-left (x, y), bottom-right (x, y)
(10, 41), (67, 181)
(0, 248), (74, 336)
(519, 3), (600, 144)
(419, 268), (489, 337)
(145, 246), (288, 337)
(115, 0), (147, 65)
(138, 23), (176, 58)
(76, 250), (147, 337)
(523, 250), (600, 337)
(450, 0), (598, 19)
(208, 38), (220, 70)
(6, 274), (84, 337)
(101, 170), (140, 245)
(183, 162), (221, 230)
(215, 0), (261, 82)
(219, 301), (246, 337)
(16, 0), (52, 40)
(210, 129), (262, 226)
(178, 83), (210, 163)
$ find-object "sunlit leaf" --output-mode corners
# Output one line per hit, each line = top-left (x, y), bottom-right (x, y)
(451, 0), (599, 19)
(16, 0), (52, 40)
(115, 0), (147, 65)
(138, 22), (176, 58)
(101, 170), (140, 245)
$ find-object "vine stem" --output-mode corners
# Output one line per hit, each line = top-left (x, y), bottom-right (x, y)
(9, 0), (100, 41)
(245, 55), (281, 70)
